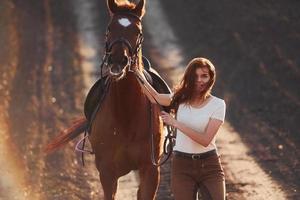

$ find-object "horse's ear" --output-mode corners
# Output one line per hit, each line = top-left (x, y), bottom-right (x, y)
(133, 0), (146, 18)
(107, 0), (118, 14)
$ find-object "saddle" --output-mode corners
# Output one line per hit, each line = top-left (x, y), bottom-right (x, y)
(84, 57), (172, 121)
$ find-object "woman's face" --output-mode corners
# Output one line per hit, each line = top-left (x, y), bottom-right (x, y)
(194, 67), (211, 93)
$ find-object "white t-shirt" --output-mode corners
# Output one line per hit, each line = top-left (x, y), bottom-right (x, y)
(173, 95), (226, 154)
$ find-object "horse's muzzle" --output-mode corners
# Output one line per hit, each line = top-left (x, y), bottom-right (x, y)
(110, 64), (122, 74)
(109, 64), (127, 80)
(110, 56), (131, 77)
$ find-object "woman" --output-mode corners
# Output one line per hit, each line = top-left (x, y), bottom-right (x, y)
(135, 57), (226, 200)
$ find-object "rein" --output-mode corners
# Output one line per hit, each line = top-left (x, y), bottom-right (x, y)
(149, 103), (176, 167)
(134, 72), (176, 166)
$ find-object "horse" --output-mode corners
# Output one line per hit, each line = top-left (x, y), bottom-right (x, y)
(89, 1), (164, 199)
(45, 0), (165, 199)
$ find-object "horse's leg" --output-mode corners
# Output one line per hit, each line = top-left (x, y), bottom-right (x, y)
(95, 158), (118, 200)
(137, 165), (160, 200)
(100, 172), (118, 200)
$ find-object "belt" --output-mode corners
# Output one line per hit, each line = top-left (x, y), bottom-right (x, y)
(173, 149), (217, 160)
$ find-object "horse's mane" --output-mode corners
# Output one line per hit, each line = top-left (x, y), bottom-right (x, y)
(116, 0), (135, 9)
(114, 0), (145, 16)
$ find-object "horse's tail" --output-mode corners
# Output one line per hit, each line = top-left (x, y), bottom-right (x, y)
(44, 117), (88, 154)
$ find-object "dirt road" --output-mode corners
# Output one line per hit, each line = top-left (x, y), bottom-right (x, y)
(0, 0), (299, 199)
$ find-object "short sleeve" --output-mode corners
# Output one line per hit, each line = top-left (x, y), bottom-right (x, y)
(211, 100), (226, 122)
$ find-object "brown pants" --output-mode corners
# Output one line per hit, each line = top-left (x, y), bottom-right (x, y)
(171, 151), (225, 200)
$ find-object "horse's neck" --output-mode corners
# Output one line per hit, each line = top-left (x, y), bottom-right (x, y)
(110, 71), (146, 108)
(106, 53), (146, 115)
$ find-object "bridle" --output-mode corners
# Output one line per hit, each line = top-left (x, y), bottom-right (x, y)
(100, 12), (144, 77)
(135, 75), (176, 167)
(77, 12), (145, 165)
(102, 13), (175, 167)
(77, 12), (175, 167)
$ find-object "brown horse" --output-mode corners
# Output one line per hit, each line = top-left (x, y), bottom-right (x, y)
(90, 0), (163, 199)
(46, 0), (164, 199)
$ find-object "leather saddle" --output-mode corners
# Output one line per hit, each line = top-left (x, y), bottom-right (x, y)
(84, 57), (172, 121)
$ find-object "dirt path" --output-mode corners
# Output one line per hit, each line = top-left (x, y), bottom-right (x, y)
(218, 123), (287, 199)
(0, 0), (298, 199)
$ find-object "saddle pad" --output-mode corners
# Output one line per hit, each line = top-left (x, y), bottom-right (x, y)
(83, 77), (108, 121)
(84, 68), (172, 120)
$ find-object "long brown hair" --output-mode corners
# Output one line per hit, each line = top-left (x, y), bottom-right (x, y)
(170, 57), (216, 112)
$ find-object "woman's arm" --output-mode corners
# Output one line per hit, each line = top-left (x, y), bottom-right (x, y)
(134, 70), (172, 106)
(161, 111), (223, 147)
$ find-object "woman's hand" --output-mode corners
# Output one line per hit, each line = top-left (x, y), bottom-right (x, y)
(134, 68), (172, 106)
(161, 111), (177, 127)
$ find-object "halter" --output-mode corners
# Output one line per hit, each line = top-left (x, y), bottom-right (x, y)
(101, 13), (144, 76)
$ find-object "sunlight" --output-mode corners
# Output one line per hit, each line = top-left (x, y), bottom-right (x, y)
(218, 122), (287, 199)
(79, 39), (97, 58)
(145, 0), (185, 85)
(77, 36), (100, 95)
(0, 121), (31, 200)
(0, 5), (36, 199)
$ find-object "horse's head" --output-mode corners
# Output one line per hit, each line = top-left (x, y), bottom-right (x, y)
(104, 0), (145, 80)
